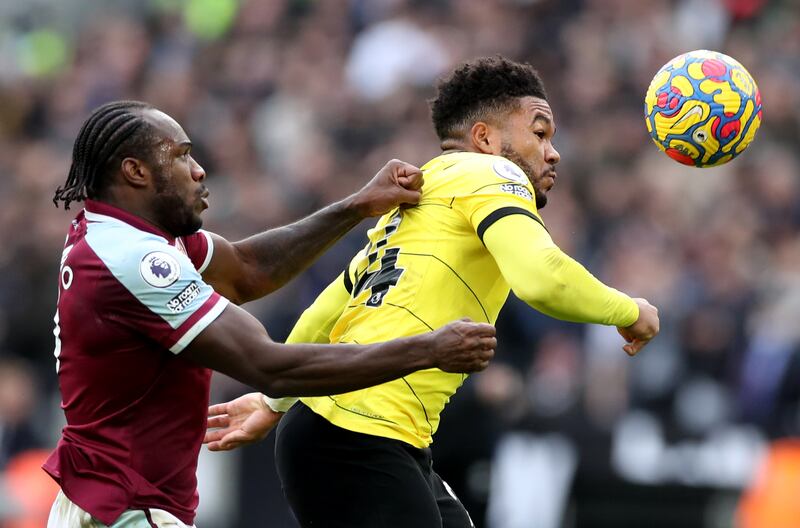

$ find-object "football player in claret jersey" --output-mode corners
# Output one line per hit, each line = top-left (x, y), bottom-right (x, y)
(206, 56), (661, 527)
(44, 100), (497, 527)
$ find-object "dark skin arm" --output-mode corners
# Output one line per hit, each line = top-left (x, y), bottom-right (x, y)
(182, 303), (496, 398)
(202, 160), (423, 304)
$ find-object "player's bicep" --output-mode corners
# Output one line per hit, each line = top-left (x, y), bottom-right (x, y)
(481, 212), (558, 286)
(200, 232), (250, 304)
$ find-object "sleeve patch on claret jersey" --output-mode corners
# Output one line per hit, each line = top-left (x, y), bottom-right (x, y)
(500, 184), (533, 201)
(139, 251), (181, 288)
(166, 281), (201, 313)
(492, 160), (528, 185)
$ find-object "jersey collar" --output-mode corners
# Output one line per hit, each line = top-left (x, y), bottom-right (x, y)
(83, 199), (177, 244)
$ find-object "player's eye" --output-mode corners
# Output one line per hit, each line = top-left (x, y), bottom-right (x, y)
(534, 131), (546, 139)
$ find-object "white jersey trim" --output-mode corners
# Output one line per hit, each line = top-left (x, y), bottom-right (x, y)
(169, 296), (229, 354)
(85, 210), (141, 229)
(197, 230), (214, 274)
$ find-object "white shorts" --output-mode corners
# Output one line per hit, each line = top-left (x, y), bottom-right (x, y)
(47, 490), (196, 528)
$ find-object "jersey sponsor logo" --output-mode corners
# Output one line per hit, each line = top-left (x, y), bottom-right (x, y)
(167, 281), (201, 313)
(493, 160), (528, 185)
(500, 183), (533, 201)
(140, 251), (181, 288)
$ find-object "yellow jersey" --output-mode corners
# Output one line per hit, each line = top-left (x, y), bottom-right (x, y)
(293, 152), (638, 448)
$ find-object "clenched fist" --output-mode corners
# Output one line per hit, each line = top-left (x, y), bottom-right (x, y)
(617, 298), (659, 356)
(427, 318), (496, 373)
(348, 159), (424, 217)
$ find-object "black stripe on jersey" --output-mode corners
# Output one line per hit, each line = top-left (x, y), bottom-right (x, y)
(343, 268), (354, 294)
(477, 207), (545, 242)
(416, 196), (456, 209)
(401, 377), (433, 436)
(386, 302), (434, 331)
(403, 253), (490, 322)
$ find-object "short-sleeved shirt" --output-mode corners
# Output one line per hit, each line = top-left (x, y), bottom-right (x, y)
(42, 199), (229, 526)
(302, 151), (543, 448)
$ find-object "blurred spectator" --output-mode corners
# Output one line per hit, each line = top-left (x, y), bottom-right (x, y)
(0, 359), (42, 470)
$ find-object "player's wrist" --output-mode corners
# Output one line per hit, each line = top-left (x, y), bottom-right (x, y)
(619, 297), (640, 328)
(262, 394), (295, 413)
(339, 193), (372, 220)
(401, 334), (438, 370)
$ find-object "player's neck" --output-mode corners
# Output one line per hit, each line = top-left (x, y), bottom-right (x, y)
(440, 141), (465, 155)
(101, 192), (176, 239)
(440, 139), (483, 155)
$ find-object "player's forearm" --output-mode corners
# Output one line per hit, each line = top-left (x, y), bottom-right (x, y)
(187, 304), (434, 397)
(257, 338), (433, 398)
(231, 198), (364, 301)
(516, 248), (639, 326)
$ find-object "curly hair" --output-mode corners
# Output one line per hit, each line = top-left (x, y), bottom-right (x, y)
(429, 56), (547, 142)
(54, 100), (158, 209)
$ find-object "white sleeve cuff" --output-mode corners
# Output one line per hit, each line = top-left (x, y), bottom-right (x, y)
(262, 394), (298, 413)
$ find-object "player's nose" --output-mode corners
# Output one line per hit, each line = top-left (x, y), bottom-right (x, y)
(191, 158), (206, 182)
(546, 143), (561, 165)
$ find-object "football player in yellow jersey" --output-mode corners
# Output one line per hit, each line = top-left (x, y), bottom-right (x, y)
(204, 56), (660, 527)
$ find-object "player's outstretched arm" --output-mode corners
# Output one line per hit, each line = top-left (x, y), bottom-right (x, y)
(183, 304), (495, 398)
(201, 160), (423, 304)
(482, 214), (660, 355)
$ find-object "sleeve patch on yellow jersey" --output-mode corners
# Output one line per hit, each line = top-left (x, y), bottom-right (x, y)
(492, 160), (528, 185)
(500, 183), (533, 201)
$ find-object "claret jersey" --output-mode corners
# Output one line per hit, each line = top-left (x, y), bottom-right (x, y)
(43, 199), (228, 526)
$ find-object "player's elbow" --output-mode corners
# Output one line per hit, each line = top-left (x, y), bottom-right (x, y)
(258, 378), (293, 399)
(510, 248), (570, 307)
(513, 271), (569, 312)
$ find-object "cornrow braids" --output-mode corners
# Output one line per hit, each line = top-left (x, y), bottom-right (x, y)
(429, 56), (548, 142)
(54, 100), (157, 209)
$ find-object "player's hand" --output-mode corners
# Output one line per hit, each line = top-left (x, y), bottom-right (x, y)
(204, 392), (282, 452)
(617, 298), (659, 356)
(348, 159), (424, 217)
(428, 318), (496, 373)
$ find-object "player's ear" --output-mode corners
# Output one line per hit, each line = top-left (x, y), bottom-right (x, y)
(470, 122), (501, 155)
(120, 157), (151, 189)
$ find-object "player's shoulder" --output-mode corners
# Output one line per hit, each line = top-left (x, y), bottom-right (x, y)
(84, 215), (188, 281)
(422, 152), (532, 195)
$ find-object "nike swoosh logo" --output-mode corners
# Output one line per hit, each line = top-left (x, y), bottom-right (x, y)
(674, 105), (704, 126)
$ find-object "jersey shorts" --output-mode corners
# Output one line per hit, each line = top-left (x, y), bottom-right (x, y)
(276, 403), (474, 528)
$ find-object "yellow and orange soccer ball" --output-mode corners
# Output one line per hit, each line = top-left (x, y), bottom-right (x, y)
(644, 50), (763, 168)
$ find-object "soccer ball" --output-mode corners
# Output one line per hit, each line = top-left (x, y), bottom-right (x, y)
(644, 50), (762, 168)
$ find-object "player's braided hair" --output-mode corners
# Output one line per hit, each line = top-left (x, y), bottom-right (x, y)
(54, 100), (158, 209)
(430, 56), (547, 141)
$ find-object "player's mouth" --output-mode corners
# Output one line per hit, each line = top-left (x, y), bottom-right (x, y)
(543, 171), (557, 190)
(200, 190), (210, 210)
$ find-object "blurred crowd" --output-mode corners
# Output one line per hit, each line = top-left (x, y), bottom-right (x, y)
(0, 0), (799, 526)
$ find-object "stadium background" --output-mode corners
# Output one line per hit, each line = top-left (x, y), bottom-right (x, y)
(0, 0), (798, 526)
